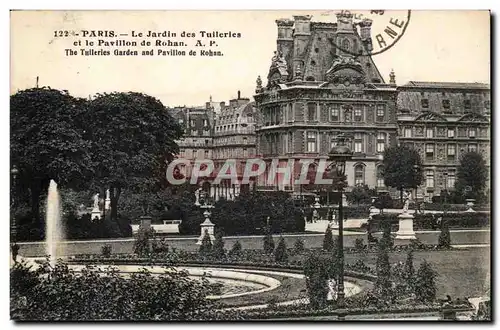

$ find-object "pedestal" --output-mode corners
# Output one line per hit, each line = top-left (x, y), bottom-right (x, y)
(395, 212), (416, 240)
(139, 215), (152, 231)
(91, 207), (101, 221)
(196, 218), (215, 245)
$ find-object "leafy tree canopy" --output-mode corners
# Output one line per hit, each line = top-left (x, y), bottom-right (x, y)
(455, 151), (488, 200)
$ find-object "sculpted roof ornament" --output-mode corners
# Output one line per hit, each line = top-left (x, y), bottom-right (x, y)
(325, 56), (366, 85)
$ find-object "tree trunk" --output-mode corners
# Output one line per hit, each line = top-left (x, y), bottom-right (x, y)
(110, 186), (121, 222)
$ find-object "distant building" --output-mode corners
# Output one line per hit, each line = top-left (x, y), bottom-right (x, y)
(254, 13), (490, 201)
(397, 81), (490, 201)
(254, 14), (398, 192)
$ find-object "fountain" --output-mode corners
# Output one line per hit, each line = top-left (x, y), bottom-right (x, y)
(46, 180), (64, 266)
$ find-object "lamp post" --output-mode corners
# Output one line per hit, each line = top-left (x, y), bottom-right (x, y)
(11, 165), (19, 242)
(327, 134), (353, 313)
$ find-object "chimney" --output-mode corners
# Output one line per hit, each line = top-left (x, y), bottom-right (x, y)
(389, 69), (396, 84)
(237, 90), (241, 99)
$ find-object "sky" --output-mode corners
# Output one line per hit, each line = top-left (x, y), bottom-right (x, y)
(10, 10), (490, 107)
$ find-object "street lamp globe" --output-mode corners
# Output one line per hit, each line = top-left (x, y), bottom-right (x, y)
(328, 140), (353, 177)
(11, 165), (19, 179)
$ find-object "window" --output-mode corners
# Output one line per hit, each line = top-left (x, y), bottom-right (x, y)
(204, 150), (209, 158)
(190, 119), (196, 127)
(485, 100), (491, 109)
(447, 170), (456, 189)
(464, 99), (471, 109)
(468, 144), (478, 152)
(376, 104), (385, 122)
(179, 149), (185, 158)
(203, 119), (208, 127)
(243, 148), (248, 158)
(447, 128), (455, 138)
(307, 103), (317, 121)
(377, 132), (386, 153)
(307, 131), (317, 152)
(354, 133), (363, 153)
(426, 170), (435, 188)
(330, 104), (340, 121)
(469, 128), (476, 138)
(354, 105), (362, 122)
(421, 99), (429, 108)
(354, 164), (364, 185)
(377, 166), (385, 187)
(330, 135), (338, 150)
(447, 144), (456, 160)
(342, 38), (351, 51)
(425, 144), (435, 161)
(426, 128), (434, 138)
(442, 99), (450, 109)
(404, 127), (412, 138)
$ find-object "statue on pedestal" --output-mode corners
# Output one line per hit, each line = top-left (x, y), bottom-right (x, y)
(93, 193), (100, 210)
(194, 188), (202, 206)
(402, 190), (411, 214)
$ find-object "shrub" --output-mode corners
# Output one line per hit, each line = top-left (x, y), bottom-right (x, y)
(228, 241), (242, 258)
(414, 260), (438, 303)
(322, 225), (334, 252)
(303, 253), (330, 309)
(10, 259), (221, 320)
(263, 225), (275, 254)
(437, 219), (451, 249)
(151, 237), (170, 254)
(199, 230), (212, 257)
(375, 243), (392, 300)
(133, 226), (155, 256)
(293, 238), (305, 255)
(404, 249), (415, 282)
(354, 238), (366, 252)
(212, 230), (225, 260)
(101, 244), (112, 258)
(274, 236), (288, 263)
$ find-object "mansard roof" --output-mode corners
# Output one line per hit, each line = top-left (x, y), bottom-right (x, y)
(414, 111), (448, 122)
(456, 112), (489, 122)
(400, 81), (490, 90)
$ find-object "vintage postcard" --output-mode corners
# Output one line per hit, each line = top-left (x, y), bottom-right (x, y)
(9, 10), (491, 321)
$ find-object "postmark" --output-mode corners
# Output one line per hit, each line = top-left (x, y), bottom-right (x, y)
(324, 10), (411, 56)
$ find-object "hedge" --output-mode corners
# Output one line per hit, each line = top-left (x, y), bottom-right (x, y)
(369, 212), (490, 231)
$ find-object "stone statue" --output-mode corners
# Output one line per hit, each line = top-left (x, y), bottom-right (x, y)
(402, 190), (411, 213)
(194, 188), (202, 206)
(93, 193), (99, 209)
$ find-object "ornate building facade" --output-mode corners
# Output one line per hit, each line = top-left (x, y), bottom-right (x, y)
(254, 14), (399, 192)
(397, 82), (491, 201)
(254, 13), (491, 200)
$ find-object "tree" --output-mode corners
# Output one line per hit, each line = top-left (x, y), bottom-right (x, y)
(437, 218), (451, 249)
(228, 241), (242, 258)
(293, 238), (305, 255)
(375, 243), (392, 299)
(382, 145), (424, 201)
(263, 224), (275, 254)
(455, 151), (488, 201)
(414, 260), (438, 303)
(404, 249), (415, 282)
(274, 236), (288, 263)
(322, 224), (335, 252)
(373, 192), (393, 214)
(212, 230), (225, 260)
(10, 88), (94, 236)
(86, 92), (183, 229)
(347, 184), (373, 205)
(303, 253), (330, 309)
(199, 230), (212, 256)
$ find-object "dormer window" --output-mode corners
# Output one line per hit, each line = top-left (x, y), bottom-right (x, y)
(464, 99), (471, 110)
(442, 99), (450, 109)
(421, 99), (429, 108)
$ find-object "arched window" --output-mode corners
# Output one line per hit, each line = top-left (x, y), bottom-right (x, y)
(377, 166), (385, 187)
(354, 164), (365, 186)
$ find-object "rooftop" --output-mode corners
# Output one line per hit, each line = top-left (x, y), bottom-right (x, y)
(400, 81), (490, 90)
